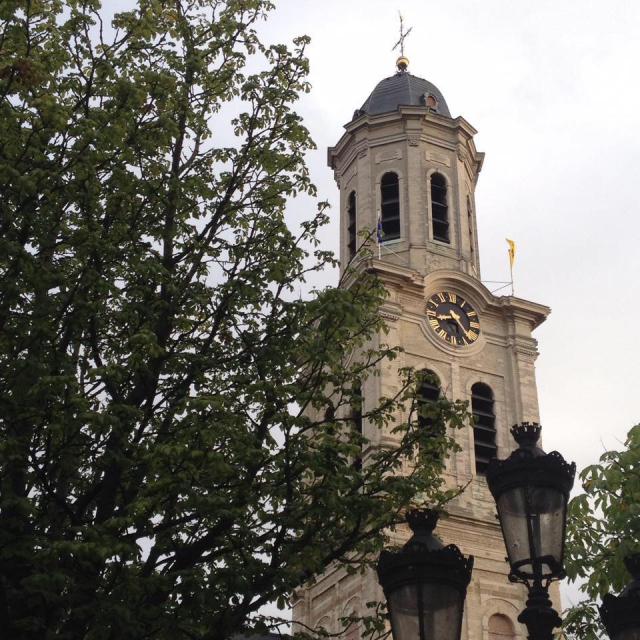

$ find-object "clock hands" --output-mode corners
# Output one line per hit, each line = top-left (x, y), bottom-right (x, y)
(428, 293), (481, 345)
(449, 308), (472, 339)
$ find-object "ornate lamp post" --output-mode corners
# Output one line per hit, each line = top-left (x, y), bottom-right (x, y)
(600, 553), (640, 640)
(486, 423), (576, 640)
(376, 509), (474, 640)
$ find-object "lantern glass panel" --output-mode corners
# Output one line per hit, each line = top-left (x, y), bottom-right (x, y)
(497, 485), (565, 577)
(388, 582), (462, 640)
(420, 583), (462, 640)
(389, 584), (419, 640)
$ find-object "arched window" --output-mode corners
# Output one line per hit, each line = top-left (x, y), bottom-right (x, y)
(347, 191), (357, 259)
(380, 172), (400, 241)
(488, 614), (515, 640)
(417, 370), (443, 459)
(417, 370), (441, 429)
(471, 382), (497, 475)
(431, 173), (449, 243)
(351, 380), (363, 471)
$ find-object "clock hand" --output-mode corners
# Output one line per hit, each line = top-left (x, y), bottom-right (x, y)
(436, 314), (452, 320)
(449, 309), (472, 337)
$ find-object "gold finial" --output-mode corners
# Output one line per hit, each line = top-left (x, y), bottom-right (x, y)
(396, 56), (409, 72)
(392, 12), (413, 72)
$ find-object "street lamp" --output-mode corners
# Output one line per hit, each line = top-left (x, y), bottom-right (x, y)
(600, 553), (640, 640)
(486, 422), (576, 640)
(376, 509), (474, 640)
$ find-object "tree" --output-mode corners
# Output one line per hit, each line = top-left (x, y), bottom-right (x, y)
(564, 424), (640, 640)
(0, 2), (468, 638)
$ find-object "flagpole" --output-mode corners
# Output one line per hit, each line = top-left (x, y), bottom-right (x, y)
(509, 260), (514, 296)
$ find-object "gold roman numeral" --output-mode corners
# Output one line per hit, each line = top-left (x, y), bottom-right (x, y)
(448, 292), (457, 303)
(468, 311), (477, 317)
(427, 310), (436, 318)
(429, 319), (439, 328)
(470, 321), (480, 329)
(468, 331), (478, 342)
(437, 329), (447, 339)
(438, 292), (446, 303)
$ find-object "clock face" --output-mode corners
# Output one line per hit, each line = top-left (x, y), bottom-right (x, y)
(426, 291), (480, 346)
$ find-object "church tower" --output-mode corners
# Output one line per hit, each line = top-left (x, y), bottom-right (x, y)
(292, 57), (554, 640)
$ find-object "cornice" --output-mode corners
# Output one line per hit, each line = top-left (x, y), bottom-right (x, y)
(345, 106), (457, 133)
(452, 115), (478, 137)
(498, 296), (551, 330)
(328, 108), (483, 171)
(343, 266), (549, 333)
(367, 259), (425, 297)
(329, 129), (458, 173)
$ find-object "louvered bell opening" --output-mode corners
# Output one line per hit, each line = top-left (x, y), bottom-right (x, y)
(472, 384), (496, 476)
(431, 174), (449, 243)
(381, 173), (400, 241)
(417, 372), (440, 431)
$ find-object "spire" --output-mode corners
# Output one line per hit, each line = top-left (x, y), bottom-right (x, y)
(392, 12), (412, 73)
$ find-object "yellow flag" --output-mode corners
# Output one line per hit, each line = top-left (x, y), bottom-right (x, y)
(506, 238), (516, 268)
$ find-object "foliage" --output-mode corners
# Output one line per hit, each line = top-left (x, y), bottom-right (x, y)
(0, 2), (469, 638)
(563, 424), (640, 640)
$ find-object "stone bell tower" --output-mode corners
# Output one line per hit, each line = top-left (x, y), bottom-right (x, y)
(292, 56), (555, 640)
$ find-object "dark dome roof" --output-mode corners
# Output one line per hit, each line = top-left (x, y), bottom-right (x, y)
(355, 71), (451, 120)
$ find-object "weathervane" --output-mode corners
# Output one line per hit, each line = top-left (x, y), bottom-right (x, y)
(392, 12), (413, 71)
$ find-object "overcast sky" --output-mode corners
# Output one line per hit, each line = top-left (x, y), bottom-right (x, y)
(105, 0), (640, 487)
(257, 0), (640, 609)
(259, 0), (640, 470)
(101, 0), (639, 614)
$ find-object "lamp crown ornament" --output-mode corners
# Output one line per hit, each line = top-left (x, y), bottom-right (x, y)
(404, 509), (442, 551)
(511, 422), (544, 454)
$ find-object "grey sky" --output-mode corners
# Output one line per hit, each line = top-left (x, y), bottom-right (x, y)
(259, 0), (640, 611)
(102, 0), (640, 466)
(261, 0), (640, 469)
